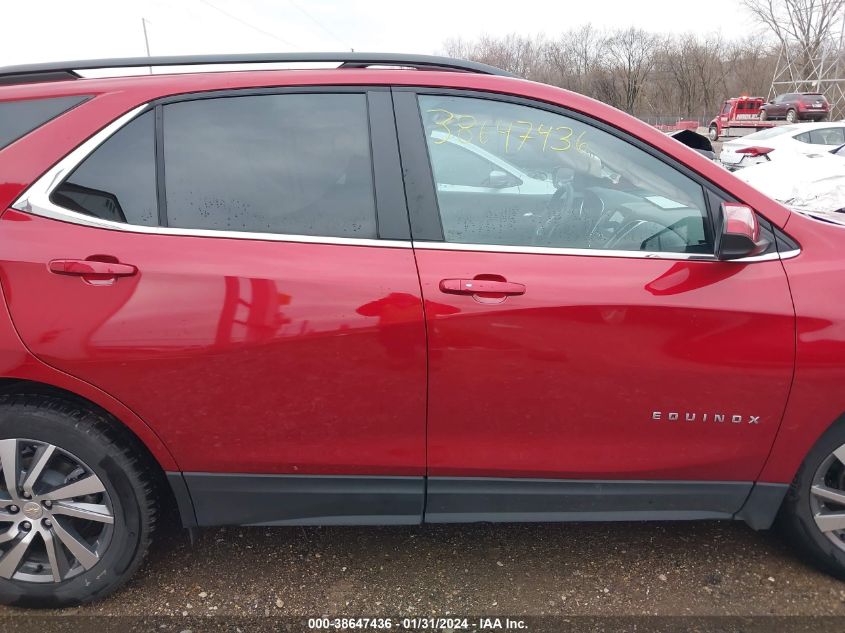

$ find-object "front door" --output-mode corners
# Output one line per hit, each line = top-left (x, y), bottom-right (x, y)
(1, 89), (427, 525)
(395, 91), (795, 520)
(769, 95), (786, 117)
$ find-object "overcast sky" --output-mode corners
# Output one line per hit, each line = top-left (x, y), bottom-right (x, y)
(1, 0), (760, 67)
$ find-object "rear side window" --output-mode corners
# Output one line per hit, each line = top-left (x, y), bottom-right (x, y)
(51, 111), (158, 226)
(162, 93), (377, 238)
(794, 128), (845, 145)
(0, 95), (88, 151)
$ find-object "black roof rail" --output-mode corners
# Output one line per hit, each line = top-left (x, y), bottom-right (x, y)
(0, 52), (515, 86)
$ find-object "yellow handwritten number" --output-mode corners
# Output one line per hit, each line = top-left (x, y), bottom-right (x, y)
(478, 121), (489, 144)
(575, 130), (588, 153)
(497, 121), (514, 152)
(456, 115), (476, 142)
(536, 124), (553, 151)
(515, 120), (534, 150)
(427, 109), (454, 143)
(550, 126), (573, 151)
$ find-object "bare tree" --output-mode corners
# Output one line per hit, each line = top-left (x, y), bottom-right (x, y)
(601, 28), (662, 113)
(742, 0), (845, 79)
(444, 34), (546, 79)
(441, 27), (783, 121)
(724, 40), (780, 97)
(544, 25), (601, 93)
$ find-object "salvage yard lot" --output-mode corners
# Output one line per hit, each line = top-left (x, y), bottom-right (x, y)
(1, 521), (844, 620)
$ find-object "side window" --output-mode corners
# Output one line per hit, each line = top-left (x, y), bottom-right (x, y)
(51, 110), (158, 226)
(418, 95), (712, 253)
(0, 95), (88, 151)
(809, 127), (845, 146)
(162, 93), (376, 238)
(721, 103), (731, 115)
(795, 132), (812, 143)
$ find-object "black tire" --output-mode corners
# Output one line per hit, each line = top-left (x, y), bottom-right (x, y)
(786, 108), (797, 123)
(780, 420), (845, 579)
(708, 125), (719, 141)
(759, 109), (768, 121)
(0, 394), (158, 607)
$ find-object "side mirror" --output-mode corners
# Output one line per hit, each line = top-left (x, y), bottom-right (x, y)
(715, 203), (768, 260)
(487, 170), (519, 189)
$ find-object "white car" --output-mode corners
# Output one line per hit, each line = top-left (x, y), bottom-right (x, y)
(720, 122), (845, 169)
(733, 143), (845, 221)
(427, 130), (556, 195)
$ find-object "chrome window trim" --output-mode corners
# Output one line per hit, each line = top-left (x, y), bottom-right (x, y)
(411, 241), (799, 262)
(13, 201), (412, 249)
(10, 101), (802, 262)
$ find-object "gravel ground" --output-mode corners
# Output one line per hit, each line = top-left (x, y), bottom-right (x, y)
(0, 520), (844, 624)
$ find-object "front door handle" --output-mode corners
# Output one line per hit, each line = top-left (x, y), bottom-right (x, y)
(439, 278), (526, 296)
(48, 259), (137, 277)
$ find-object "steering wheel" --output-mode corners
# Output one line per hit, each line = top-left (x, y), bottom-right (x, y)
(533, 167), (580, 246)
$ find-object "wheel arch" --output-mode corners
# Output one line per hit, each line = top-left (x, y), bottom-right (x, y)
(0, 376), (178, 472)
(0, 377), (195, 527)
(727, 414), (845, 531)
(758, 409), (845, 495)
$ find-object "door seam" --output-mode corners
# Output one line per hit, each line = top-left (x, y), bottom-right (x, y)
(390, 86), (430, 523)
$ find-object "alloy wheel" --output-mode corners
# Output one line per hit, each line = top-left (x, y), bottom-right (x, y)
(0, 438), (114, 583)
(810, 443), (845, 553)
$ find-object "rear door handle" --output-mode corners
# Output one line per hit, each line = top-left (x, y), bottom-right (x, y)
(48, 259), (137, 277)
(439, 278), (526, 296)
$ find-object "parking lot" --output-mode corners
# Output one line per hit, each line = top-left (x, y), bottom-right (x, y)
(1, 519), (844, 626)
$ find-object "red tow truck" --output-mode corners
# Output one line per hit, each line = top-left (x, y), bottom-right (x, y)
(708, 96), (776, 141)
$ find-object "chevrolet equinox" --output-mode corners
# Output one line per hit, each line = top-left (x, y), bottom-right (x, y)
(0, 53), (842, 607)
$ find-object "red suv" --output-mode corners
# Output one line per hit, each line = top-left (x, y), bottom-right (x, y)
(760, 92), (831, 122)
(0, 53), (843, 607)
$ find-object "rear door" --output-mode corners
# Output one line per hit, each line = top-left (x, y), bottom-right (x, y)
(0, 88), (427, 525)
(394, 89), (795, 521)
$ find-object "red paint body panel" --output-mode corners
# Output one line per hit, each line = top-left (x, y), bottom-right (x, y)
(415, 249), (794, 480)
(759, 212), (845, 482)
(0, 211), (426, 474)
(0, 263), (178, 470)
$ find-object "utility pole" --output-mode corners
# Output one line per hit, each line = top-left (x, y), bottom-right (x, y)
(141, 18), (152, 74)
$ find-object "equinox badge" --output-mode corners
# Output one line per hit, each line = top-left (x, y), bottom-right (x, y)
(652, 411), (760, 425)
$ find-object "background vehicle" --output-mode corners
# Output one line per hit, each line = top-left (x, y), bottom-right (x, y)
(667, 129), (717, 160)
(708, 96), (776, 141)
(760, 92), (831, 123)
(733, 143), (845, 219)
(1, 53), (845, 608)
(719, 121), (845, 169)
(428, 130), (557, 195)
